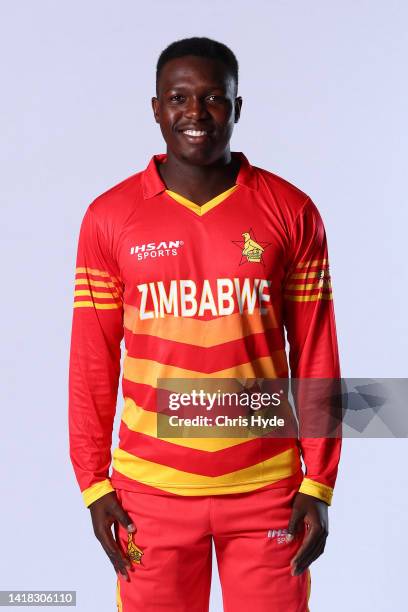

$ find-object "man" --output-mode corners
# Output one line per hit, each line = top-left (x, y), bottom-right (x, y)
(69, 36), (341, 612)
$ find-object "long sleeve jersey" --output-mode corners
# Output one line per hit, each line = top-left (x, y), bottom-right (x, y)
(68, 152), (341, 508)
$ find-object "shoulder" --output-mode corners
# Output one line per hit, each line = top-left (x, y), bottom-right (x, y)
(250, 162), (328, 234)
(252, 162), (313, 219)
(89, 167), (145, 221)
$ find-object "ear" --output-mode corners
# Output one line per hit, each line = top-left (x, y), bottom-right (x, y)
(234, 96), (243, 123)
(151, 97), (160, 124)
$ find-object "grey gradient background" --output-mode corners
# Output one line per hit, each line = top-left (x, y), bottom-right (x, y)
(1, 1), (407, 610)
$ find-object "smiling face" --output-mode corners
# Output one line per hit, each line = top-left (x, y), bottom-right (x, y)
(152, 55), (242, 165)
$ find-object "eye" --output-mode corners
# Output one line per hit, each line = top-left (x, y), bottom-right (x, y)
(169, 94), (185, 102)
(207, 95), (224, 102)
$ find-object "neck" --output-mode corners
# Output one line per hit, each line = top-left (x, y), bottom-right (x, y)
(158, 148), (240, 205)
(164, 147), (232, 179)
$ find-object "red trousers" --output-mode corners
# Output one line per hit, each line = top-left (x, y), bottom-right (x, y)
(115, 480), (311, 612)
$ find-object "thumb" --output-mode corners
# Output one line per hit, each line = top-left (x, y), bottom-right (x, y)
(286, 506), (303, 542)
(111, 502), (136, 533)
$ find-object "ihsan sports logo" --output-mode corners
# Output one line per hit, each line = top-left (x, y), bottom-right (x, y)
(130, 240), (184, 261)
(267, 528), (288, 544)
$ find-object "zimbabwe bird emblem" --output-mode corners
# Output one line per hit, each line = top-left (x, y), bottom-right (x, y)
(232, 228), (272, 266)
(127, 532), (144, 564)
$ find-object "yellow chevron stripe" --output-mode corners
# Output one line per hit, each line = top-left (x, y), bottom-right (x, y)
(73, 301), (122, 309)
(112, 446), (301, 495)
(121, 397), (256, 451)
(283, 293), (332, 302)
(123, 352), (288, 388)
(123, 305), (279, 348)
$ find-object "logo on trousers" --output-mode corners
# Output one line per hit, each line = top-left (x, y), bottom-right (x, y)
(267, 528), (288, 544)
(127, 533), (144, 564)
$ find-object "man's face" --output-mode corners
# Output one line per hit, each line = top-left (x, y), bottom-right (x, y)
(152, 55), (242, 165)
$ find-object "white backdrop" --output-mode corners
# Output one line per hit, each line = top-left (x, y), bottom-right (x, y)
(1, 1), (407, 610)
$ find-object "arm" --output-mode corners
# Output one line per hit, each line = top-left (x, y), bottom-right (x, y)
(69, 204), (136, 581)
(282, 197), (342, 574)
(68, 203), (124, 507)
(283, 197), (342, 504)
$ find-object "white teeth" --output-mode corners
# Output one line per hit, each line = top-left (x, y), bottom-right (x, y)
(183, 130), (207, 136)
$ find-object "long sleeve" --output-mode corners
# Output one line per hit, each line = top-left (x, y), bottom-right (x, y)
(282, 197), (342, 505)
(68, 204), (124, 508)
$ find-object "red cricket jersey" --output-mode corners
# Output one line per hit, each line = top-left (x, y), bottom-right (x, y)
(68, 152), (341, 507)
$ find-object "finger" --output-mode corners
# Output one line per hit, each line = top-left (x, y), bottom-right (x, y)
(110, 502), (136, 533)
(97, 526), (133, 580)
(286, 508), (304, 541)
(300, 538), (326, 573)
(291, 524), (324, 566)
(291, 528), (327, 575)
(293, 538), (326, 576)
(113, 521), (135, 574)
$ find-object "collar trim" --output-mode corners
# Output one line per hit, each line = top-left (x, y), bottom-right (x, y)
(142, 151), (258, 200)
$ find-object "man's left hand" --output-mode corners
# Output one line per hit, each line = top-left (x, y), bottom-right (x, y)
(286, 492), (329, 576)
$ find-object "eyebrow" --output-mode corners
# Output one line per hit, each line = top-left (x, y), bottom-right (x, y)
(162, 85), (227, 94)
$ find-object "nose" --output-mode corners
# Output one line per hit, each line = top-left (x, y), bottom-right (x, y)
(184, 96), (208, 119)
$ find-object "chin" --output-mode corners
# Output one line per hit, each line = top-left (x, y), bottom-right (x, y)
(177, 147), (219, 165)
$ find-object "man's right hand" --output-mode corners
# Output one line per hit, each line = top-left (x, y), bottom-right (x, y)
(89, 491), (136, 581)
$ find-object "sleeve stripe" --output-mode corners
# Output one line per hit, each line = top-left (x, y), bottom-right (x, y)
(74, 289), (121, 299)
(75, 266), (120, 283)
(285, 281), (328, 290)
(73, 267), (124, 306)
(285, 260), (332, 299)
(74, 279), (123, 299)
(293, 258), (328, 269)
(283, 292), (333, 302)
(75, 278), (120, 290)
(287, 271), (327, 280)
(73, 301), (122, 309)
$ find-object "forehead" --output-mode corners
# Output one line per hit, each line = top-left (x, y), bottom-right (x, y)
(158, 55), (234, 93)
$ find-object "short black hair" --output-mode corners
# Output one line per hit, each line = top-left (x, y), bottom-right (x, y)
(156, 36), (239, 96)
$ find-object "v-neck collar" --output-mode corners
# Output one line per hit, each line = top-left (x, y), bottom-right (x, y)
(141, 151), (259, 217)
(165, 184), (239, 216)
